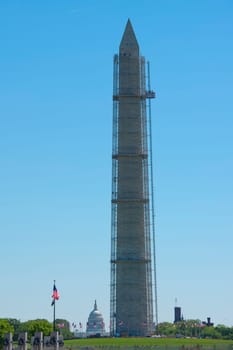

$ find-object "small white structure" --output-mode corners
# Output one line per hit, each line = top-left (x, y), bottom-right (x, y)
(86, 300), (106, 337)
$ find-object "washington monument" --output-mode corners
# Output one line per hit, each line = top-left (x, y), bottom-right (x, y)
(110, 20), (157, 337)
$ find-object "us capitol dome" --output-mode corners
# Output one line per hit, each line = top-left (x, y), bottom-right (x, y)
(86, 300), (106, 336)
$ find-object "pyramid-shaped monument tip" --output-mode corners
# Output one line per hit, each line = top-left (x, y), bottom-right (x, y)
(120, 19), (139, 55)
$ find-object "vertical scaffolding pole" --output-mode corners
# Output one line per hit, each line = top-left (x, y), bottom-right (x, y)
(147, 61), (158, 328)
(140, 57), (154, 334)
(110, 54), (119, 336)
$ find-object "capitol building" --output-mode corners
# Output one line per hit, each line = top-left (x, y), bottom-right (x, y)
(86, 300), (106, 336)
(74, 300), (107, 337)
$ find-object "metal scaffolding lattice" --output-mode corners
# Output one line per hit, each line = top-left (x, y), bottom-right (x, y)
(110, 20), (157, 337)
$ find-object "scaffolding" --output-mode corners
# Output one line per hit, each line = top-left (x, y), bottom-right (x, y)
(110, 24), (157, 337)
(110, 54), (119, 336)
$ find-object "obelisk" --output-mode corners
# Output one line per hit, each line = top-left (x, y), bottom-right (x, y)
(110, 20), (156, 337)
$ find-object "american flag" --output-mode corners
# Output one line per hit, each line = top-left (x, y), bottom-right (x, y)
(51, 283), (59, 306)
(57, 323), (64, 328)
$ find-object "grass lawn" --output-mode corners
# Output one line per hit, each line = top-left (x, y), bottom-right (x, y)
(64, 337), (233, 349)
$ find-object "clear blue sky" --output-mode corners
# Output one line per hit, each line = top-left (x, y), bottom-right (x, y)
(0, 0), (232, 329)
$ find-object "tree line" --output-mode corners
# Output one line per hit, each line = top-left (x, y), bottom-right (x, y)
(0, 318), (72, 346)
(157, 320), (233, 340)
(1, 318), (233, 343)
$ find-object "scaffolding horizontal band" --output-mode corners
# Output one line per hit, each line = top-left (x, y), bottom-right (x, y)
(111, 258), (151, 264)
(113, 91), (155, 100)
(113, 95), (146, 100)
(112, 198), (149, 204)
(112, 153), (148, 159)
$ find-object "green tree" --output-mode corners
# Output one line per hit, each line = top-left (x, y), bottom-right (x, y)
(202, 325), (221, 339)
(7, 319), (21, 341)
(55, 319), (72, 339)
(215, 324), (233, 340)
(0, 319), (14, 348)
(182, 319), (202, 338)
(18, 319), (53, 340)
(157, 322), (176, 337)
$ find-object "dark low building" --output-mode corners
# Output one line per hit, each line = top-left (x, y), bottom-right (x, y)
(174, 306), (182, 323)
(202, 317), (214, 327)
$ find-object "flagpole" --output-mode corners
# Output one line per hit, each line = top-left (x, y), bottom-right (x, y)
(53, 280), (56, 332)
(53, 299), (56, 331)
